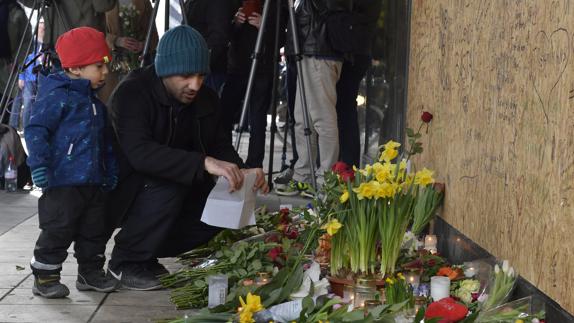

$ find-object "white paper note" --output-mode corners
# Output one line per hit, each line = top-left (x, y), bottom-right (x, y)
(201, 173), (257, 229)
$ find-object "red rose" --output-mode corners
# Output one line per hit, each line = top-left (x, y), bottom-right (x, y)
(421, 111), (433, 123)
(340, 170), (355, 182)
(331, 161), (350, 174)
(267, 246), (283, 262)
(283, 226), (299, 240)
(427, 259), (436, 267)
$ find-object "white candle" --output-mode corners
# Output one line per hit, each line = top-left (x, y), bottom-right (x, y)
(430, 276), (450, 301)
(463, 262), (477, 278)
(424, 235), (437, 249)
(405, 272), (420, 289)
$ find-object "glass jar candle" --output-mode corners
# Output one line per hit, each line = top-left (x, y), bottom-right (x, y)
(255, 272), (271, 286)
(207, 274), (228, 308)
(343, 284), (355, 303)
(364, 299), (382, 315)
(354, 277), (377, 308)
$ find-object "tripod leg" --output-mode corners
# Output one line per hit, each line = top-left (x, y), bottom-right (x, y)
(266, 0), (284, 189)
(286, 0), (317, 189)
(141, 0), (161, 67)
(1, 4), (42, 123)
(234, 0), (273, 150)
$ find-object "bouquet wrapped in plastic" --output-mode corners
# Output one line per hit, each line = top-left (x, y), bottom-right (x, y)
(477, 296), (545, 322)
(479, 260), (516, 311)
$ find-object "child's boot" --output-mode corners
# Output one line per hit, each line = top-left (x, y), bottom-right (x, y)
(76, 268), (119, 292)
(33, 274), (70, 298)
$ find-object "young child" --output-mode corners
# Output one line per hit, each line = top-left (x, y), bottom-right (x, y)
(25, 27), (119, 298)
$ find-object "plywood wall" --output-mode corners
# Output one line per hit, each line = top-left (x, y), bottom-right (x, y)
(407, 0), (574, 313)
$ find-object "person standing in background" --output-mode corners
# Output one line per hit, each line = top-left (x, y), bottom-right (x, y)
(19, 0), (117, 49)
(0, 0), (31, 125)
(184, 0), (236, 94)
(335, 0), (382, 167)
(99, 0), (158, 102)
(9, 18), (45, 131)
(220, 0), (286, 168)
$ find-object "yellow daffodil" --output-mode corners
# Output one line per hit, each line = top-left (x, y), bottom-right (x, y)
(380, 148), (399, 162)
(375, 182), (397, 199)
(373, 162), (392, 183)
(515, 320), (524, 323)
(385, 277), (394, 285)
(339, 190), (349, 203)
(353, 181), (377, 200)
(414, 168), (435, 186)
(397, 272), (405, 280)
(322, 219), (343, 236)
(358, 164), (372, 177)
(379, 141), (401, 162)
(239, 310), (254, 323)
(383, 140), (401, 151)
(239, 293), (264, 323)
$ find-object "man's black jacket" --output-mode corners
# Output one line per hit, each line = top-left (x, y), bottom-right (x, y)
(185, 0), (236, 75)
(108, 66), (244, 220)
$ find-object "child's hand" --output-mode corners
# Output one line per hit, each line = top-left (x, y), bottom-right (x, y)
(31, 167), (48, 188)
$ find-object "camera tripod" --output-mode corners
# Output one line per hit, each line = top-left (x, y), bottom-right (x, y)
(233, 0), (317, 189)
(0, 0), (68, 125)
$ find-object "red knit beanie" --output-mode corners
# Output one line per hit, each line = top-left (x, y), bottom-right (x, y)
(55, 27), (111, 68)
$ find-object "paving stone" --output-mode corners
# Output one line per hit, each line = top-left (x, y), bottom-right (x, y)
(0, 304), (97, 322)
(90, 305), (186, 323)
(0, 274), (31, 289)
(1, 284), (106, 305)
(103, 290), (174, 307)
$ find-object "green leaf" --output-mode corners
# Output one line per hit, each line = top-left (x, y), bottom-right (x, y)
(406, 128), (415, 137)
(251, 259), (262, 271)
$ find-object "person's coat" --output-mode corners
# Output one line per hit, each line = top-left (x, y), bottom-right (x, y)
(20, 0), (116, 48)
(0, 0), (31, 100)
(108, 65), (245, 221)
(25, 72), (118, 188)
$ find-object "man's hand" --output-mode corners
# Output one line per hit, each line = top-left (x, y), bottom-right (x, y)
(241, 168), (269, 194)
(247, 12), (262, 29)
(233, 8), (247, 25)
(204, 156), (244, 192)
(18, 80), (24, 90)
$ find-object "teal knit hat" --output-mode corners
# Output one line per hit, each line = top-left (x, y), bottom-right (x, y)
(154, 25), (210, 77)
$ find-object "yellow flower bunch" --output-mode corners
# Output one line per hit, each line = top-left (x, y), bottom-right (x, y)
(238, 293), (264, 323)
(322, 219), (343, 236)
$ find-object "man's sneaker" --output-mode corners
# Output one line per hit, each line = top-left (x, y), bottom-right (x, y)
(275, 180), (300, 196)
(76, 269), (119, 292)
(273, 168), (294, 185)
(146, 260), (170, 277)
(32, 274), (70, 298)
(295, 181), (316, 198)
(108, 263), (163, 291)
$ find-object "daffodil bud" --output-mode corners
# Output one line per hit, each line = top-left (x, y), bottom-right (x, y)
(494, 264), (500, 274)
(508, 267), (515, 278)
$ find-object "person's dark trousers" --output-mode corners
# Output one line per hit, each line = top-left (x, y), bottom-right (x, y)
(9, 91), (22, 130)
(204, 72), (227, 97)
(285, 58), (299, 168)
(220, 72), (273, 168)
(109, 178), (222, 269)
(31, 186), (108, 276)
(335, 55), (371, 167)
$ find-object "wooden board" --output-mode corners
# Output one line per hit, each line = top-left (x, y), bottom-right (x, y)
(407, 0), (574, 313)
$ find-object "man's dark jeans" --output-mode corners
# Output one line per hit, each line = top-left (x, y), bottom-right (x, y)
(109, 178), (221, 269)
(220, 72), (273, 168)
(335, 55), (371, 167)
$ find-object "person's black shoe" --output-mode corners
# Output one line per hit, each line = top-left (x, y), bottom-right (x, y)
(147, 260), (170, 277)
(76, 269), (119, 292)
(108, 263), (163, 291)
(32, 274), (70, 298)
